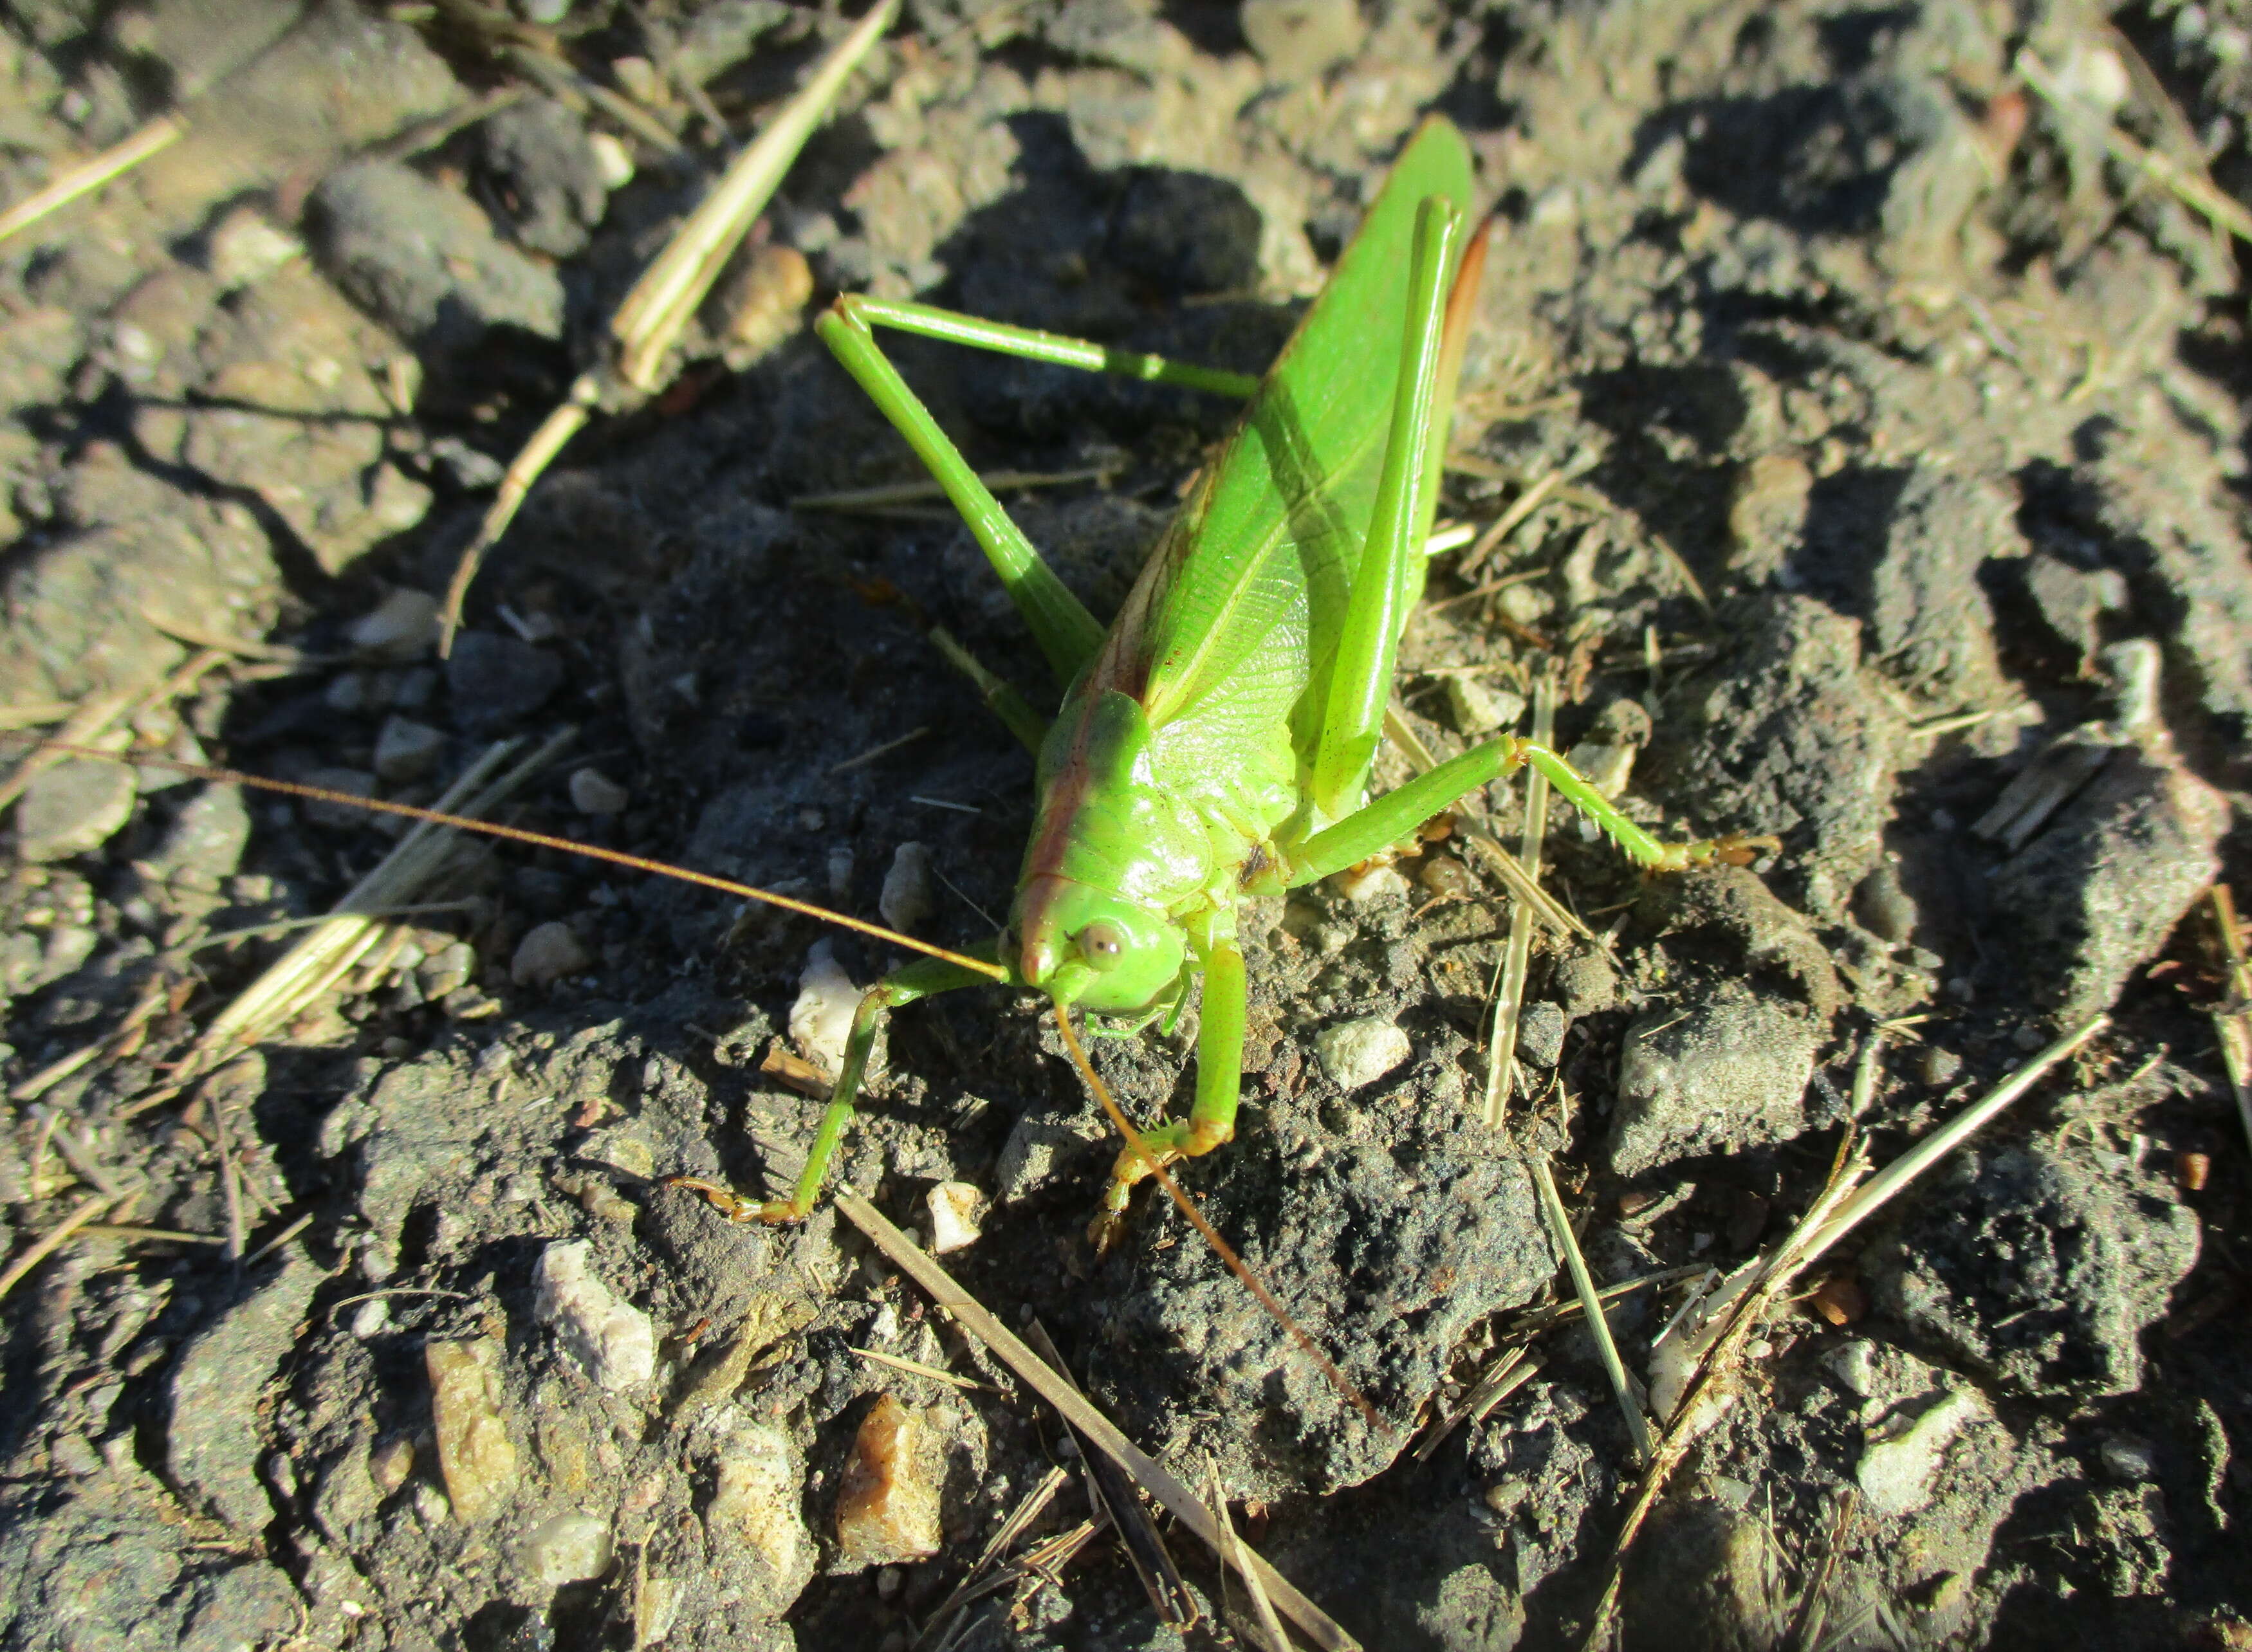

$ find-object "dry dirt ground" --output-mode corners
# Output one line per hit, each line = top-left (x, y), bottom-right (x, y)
(3, 1), (2252, 1649)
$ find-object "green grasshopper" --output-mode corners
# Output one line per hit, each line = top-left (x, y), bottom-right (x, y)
(747, 115), (1775, 1245)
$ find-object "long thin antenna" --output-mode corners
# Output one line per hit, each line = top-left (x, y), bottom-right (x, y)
(1055, 1004), (1384, 1433)
(0, 734), (1004, 980)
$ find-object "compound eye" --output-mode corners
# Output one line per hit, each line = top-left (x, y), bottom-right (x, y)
(1075, 920), (1128, 971)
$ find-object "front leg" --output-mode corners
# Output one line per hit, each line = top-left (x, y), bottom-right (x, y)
(673, 953), (995, 1224)
(1090, 933), (1246, 1251)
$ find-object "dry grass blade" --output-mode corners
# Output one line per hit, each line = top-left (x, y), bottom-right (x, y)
(1024, 1319), (1193, 1629)
(0, 114), (185, 246)
(187, 732), (572, 1070)
(1486, 667), (1560, 1124)
(0, 1192), (118, 1303)
(440, 0), (900, 650)
(1530, 1153), (1654, 1462)
(1208, 1454), (1288, 1652)
(2210, 886), (2252, 1159)
(791, 466), (1112, 511)
(1577, 1013), (2107, 1649)
(1414, 1346), (1542, 1463)
(835, 1189), (1361, 1652)
(2019, 50), (2252, 243)
(915, 1465), (1071, 1650)
(1380, 703), (1590, 944)
(848, 1345), (992, 1392)
(0, 647), (226, 814)
(1793, 1013), (2107, 1265)
(610, 0), (900, 389)
(1787, 1487), (1860, 1651)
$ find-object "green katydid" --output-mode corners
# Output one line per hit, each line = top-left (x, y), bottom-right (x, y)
(744, 115), (1778, 1245)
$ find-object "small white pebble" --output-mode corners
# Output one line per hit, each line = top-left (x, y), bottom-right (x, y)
(1331, 862), (1410, 903)
(1444, 675), (1524, 736)
(533, 1240), (654, 1391)
(373, 717), (447, 782)
(512, 921), (591, 986)
(569, 767), (629, 814)
(880, 841), (934, 933)
(519, 1512), (614, 1587)
(2100, 1435), (2159, 1482)
(925, 1182), (984, 1254)
(349, 589), (441, 661)
(789, 942), (858, 1074)
(588, 131), (635, 190)
(1315, 1017), (1411, 1091)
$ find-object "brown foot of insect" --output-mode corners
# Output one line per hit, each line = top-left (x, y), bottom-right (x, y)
(1650, 831), (1784, 874)
(665, 1176), (811, 1224)
(1085, 1116), (1233, 1254)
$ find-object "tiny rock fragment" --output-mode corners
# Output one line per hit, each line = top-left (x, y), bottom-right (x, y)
(349, 587), (441, 661)
(1315, 1016), (1412, 1091)
(372, 715), (447, 782)
(519, 1512), (614, 1588)
(925, 1182), (983, 1254)
(446, 632), (564, 734)
(512, 921), (591, 986)
(790, 942), (858, 1074)
(369, 1435), (414, 1495)
(533, 1240), (655, 1391)
(2100, 1435), (2159, 1482)
(879, 841), (934, 933)
(425, 1335), (520, 1522)
(16, 758), (136, 862)
(835, 1395), (942, 1569)
(1856, 1390), (1978, 1517)
(1810, 1273), (1867, 1326)
(1333, 860), (1410, 903)
(2178, 1151), (2211, 1193)
(719, 243), (814, 370)
(568, 766), (628, 814)
(1726, 452), (1814, 580)
(203, 206), (304, 289)
(710, 1422), (816, 1611)
(588, 131), (634, 189)
(1444, 675), (1524, 736)
(1419, 853), (1473, 897)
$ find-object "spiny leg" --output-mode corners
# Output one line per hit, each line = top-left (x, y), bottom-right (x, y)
(677, 953), (994, 1224)
(1089, 933), (1246, 1252)
(1287, 735), (1778, 884)
(816, 296), (1255, 690)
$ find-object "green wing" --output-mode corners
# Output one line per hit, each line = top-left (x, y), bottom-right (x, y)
(1136, 118), (1476, 747)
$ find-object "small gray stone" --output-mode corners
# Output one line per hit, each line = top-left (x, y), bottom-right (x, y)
(349, 588), (441, 661)
(1516, 1002), (1568, 1068)
(169, 1261), (321, 1530)
(146, 784), (251, 890)
(1856, 1390), (1979, 1517)
(2100, 1435), (2159, 1482)
(308, 160), (564, 353)
(1444, 675), (1525, 737)
(519, 1512), (613, 1586)
(879, 842), (933, 933)
(995, 1112), (1099, 1203)
(1315, 1016), (1412, 1092)
(512, 921), (590, 986)
(1547, 942), (1620, 1015)
(373, 716), (447, 782)
(447, 632), (564, 733)
(534, 1242), (654, 1391)
(568, 767), (628, 814)
(1607, 984), (1823, 1177)
(16, 758), (136, 862)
